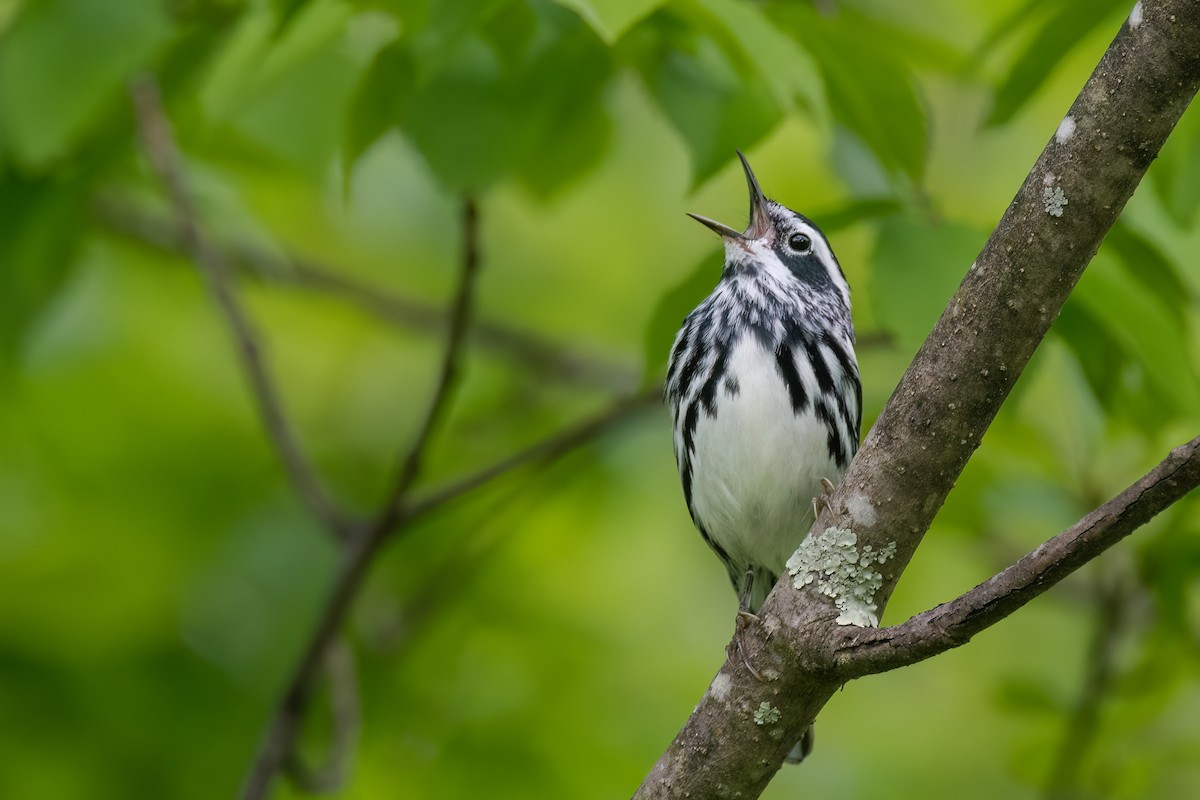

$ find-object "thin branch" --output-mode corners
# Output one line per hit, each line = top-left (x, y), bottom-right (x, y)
(285, 639), (361, 794)
(237, 197), (666, 800)
(238, 389), (659, 800)
(404, 386), (663, 521)
(372, 196), (482, 537)
(1043, 568), (1132, 799)
(91, 196), (640, 392)
(129, 77), (351, 539)
(834, 436), (1200, 677)
(239, 196), (483, 800)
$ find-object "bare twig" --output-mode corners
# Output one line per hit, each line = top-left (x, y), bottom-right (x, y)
(238, 388), (659, 799)
(404, 386), (663, 521)
(91, 196), (639, 392)
(238, 196), (482, 799)
(130, 77), (350, 540)
(285, 639), (361, 794)
(833, 436), (1200, 675)
(237, 193), (667, 800)
(372, 197), (482, 536)
(1043, 568), (1133, 799)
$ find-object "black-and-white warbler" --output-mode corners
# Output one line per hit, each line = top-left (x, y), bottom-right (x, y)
(665, 152), (861, 762)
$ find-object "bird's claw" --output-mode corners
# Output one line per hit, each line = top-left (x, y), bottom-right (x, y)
(812, 477), (837, 518)
(729, 611), (765, 681)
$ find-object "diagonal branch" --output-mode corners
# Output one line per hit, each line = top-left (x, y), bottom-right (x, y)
(372, 196), (482, 537)
(238, 194), (482, 800)
(284, 638), (361, 794)
(833, 435), (1200, 676)
(403, 385), (663, 522)
(91, 196), (639, 391)
(129, 76), (351, 540)
(237, 388), (660, 800)
(1043, 567), (1134, 798)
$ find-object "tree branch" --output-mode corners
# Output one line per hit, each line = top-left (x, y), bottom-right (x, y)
(403, 386), (663, 522)
(284, 638), (361, 794)
(237, 389), (660, 800)
(371, 196), (482, 536)
(127, 64), (664, 800)
(129, 77), (352, 540)
(238, 195), (481, 799)
(833, 436), (1200, 676)
(636, 3), (1200, 796)
(91, 196), (639, 392)
(1043, 567), (1133, 798)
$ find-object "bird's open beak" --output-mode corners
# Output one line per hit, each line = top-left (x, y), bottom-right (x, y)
(687, 150), (772, 241)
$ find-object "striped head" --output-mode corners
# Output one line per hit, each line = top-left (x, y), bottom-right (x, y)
(688, 152), (852, 329)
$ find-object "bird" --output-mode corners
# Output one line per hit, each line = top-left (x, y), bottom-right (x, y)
(665, 151), (861, 763)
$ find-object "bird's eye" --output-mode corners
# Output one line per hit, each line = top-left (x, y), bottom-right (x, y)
(788, 232), (812, 253)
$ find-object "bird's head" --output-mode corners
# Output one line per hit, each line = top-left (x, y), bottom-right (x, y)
(688, 151), (849, 307)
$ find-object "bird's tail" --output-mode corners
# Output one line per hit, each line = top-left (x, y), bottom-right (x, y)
(785, 724), (815, 764)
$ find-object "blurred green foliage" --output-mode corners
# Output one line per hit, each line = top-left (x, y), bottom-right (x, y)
(1, 1), (1198, 798)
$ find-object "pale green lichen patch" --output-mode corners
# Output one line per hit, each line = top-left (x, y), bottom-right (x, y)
(753, 701), (781, 726)
(1044, 185), (1068, 217)
(786, 527), (898, 627)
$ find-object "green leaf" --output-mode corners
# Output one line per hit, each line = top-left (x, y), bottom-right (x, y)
(810, 198), (903, 233)
(515, 80), (612, 200)
(966, 0), (1048, 76)
(642, 252), (722, 384)
(1104, 223), (1192, 326)
(480, 0), (539, 71)
(0, 0), (169, 168)
(682, 0), (825, 124)
(0, 0), (22, 36)
(985, 0), (1125, 127)
(554, 0), (664, 43)
(346, 2), (614, 193)
(1150, 100), (1200, 228)
(871, 216), (985, 350)
(993, 675), (1065, 716)
(624, 10), (782, 187)
(343, 41), (409, 173)
(271, 0), (312, 35)
(766, 5), (927, 181)
(1052, 302), (1127, 407)
(406, 0), (512, 83)
(1074, 254), (1200, 415)
(0, 170), (87, 362)
(1139, 518), (1200, 632)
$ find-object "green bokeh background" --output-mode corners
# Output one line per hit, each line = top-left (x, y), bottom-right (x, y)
(1, 1), (1199, 798)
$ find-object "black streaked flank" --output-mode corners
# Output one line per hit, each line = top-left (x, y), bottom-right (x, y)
(774, 342), (809, 414)
(804, 336), (835, 395)
(666, 326), (691, 385)
(699, 342), (730, 415)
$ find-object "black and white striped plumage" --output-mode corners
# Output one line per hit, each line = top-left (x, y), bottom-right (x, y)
(667, 153), (862, 615)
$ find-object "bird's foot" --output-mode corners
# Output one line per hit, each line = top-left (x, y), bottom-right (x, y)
(811, 477), (837, 518)
(727, 610), (765, 681)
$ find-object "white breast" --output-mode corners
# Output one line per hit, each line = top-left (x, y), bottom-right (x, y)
(687, 337), (843, 578)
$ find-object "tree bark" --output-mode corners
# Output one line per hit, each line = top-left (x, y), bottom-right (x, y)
(635, 2), (1200, 797)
